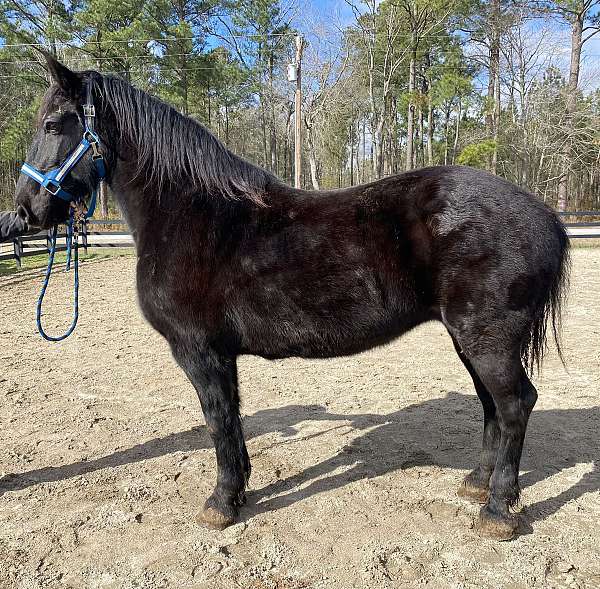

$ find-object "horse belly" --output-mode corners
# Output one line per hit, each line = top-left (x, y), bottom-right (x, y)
(230, 274), (431, 359)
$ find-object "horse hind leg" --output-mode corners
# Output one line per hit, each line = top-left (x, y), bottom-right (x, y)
(462, 350), (537, 541)
(451, 337), (499, 504)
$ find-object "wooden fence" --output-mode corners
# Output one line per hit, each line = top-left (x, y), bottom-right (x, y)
(0, 219), (134, 269)
(1, 212), (599, 270)
(558, 211), (600, 238)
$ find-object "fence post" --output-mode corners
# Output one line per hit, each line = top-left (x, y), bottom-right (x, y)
(13, 237), (22, 269)
(82, 219), (88, 255)
(46, 229), (52, 256)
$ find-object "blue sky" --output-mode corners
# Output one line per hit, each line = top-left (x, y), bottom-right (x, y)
(295, 0), (600, 92)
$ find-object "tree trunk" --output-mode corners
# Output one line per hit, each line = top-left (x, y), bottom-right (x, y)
(268, 54), (277, 174)
(362, 119), (367, 183)
(349, 120), (354, 186)
(486, 0), (500, 174)
(306, 122), (320, 190)
(390, 97), (398, 174)
(427, 96), (434, 166)
(557, 11), (583, 212)
(206, 80), (210, 125)
(99, 182), (109, 218)
(284, 106), (293, 183)
(418, 105), (424, 168)
(374, 119), (384, 178)
(452, 99), (461, 164)
(374, 90), (387, 179)
(405, 42), (417, 171)
(444, 105), (451, 166)
(259, 96), (268, 169)
(355, 117), (361, 182)
(492, 54), (500, 172)
(367, 44), (378, 179)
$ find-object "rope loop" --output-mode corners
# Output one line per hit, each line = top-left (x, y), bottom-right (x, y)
(36, 208), (80, 342)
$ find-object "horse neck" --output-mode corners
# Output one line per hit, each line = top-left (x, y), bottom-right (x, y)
(98, 98), (266, 247)
(105, 141), (237, 253)
(106, 162), (146, 242)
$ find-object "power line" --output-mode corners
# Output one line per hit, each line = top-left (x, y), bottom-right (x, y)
(0, 30), (501, 51)
(0, 48), (524, 69)
(0, 64), (492, 81)
(0, 64), (252, 80)
(0, 56), (489, 68)
(0, 52), (234, 66)
(0, 31), (300, 50)
(2, 48), (597, 80)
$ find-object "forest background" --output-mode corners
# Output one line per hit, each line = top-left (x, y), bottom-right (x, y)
(1, 0), (599, 215)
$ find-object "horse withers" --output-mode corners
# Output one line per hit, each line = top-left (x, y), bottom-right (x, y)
(14, 53), (570, 541)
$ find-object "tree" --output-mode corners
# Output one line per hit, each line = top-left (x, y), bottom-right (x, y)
(538, 1), (600, 210)
(303, 41), (351, 189)
(220, 0), (295, 173)
(395, 0), (455, 171)
(0, 0), (71, 53)
(0, 0), (599, 208)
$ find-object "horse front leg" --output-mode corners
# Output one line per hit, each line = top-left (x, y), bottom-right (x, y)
(171, 342), (250, 529)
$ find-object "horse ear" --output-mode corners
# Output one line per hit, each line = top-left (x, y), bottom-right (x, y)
(40, 50), (82, 97)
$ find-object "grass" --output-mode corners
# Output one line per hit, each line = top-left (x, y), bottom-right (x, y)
(0, 247), (135, 277)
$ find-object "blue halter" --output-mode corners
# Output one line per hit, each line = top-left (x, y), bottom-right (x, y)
(21, 81), (106, 209)
(21, 130), (105, 207)
(20, 78), (107, 341)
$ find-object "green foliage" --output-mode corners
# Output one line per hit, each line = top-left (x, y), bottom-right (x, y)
(457, 140), (497, 167)
(0, 0), (72, 45)
(0, 99), (39, 163)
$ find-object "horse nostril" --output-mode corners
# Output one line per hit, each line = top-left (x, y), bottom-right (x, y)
(16, 205), (29, 223)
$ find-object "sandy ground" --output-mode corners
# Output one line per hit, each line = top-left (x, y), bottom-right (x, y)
(0, 248), (599, 589)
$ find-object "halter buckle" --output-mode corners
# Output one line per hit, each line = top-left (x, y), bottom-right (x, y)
(83, 104), (95, 118)
(83, 130), (99, 144)
(44, 180), (62, 196)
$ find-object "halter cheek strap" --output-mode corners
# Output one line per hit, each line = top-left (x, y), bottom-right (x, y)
(20, 78), (106, 215)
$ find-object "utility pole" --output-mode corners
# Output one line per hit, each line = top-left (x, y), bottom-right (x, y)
(294, 35), (304, 189)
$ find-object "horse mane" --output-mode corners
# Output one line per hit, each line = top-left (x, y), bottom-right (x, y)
(93, 73), (275, 205)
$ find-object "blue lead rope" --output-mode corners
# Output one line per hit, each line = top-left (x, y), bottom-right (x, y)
(36, 208), (79, 341)
(35, 187), (98, 341)
(36, 188), (98, 341)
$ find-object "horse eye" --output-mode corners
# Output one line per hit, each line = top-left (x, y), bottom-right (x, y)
(44, 120), (61, 134)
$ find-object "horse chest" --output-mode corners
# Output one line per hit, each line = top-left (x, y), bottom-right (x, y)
(135, 256), (220, 339)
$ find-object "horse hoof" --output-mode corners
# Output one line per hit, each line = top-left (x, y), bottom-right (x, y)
(195, 506), (235, 530)
(476, 511), (519, 541)
(457, 481), (489, 504)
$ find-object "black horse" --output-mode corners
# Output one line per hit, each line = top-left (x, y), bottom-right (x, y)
(14, 54), (569, 541)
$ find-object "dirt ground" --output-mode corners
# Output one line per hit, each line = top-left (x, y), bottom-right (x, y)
(0, 248), (598, 589)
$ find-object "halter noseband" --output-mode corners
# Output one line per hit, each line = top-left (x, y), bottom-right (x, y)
(20, 78), (106, 214)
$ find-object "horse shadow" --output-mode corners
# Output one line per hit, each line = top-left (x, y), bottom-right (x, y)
(0, 391), (597, 529)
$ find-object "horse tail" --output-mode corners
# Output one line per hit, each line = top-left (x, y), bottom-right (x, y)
(521, 213), (571, 374)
